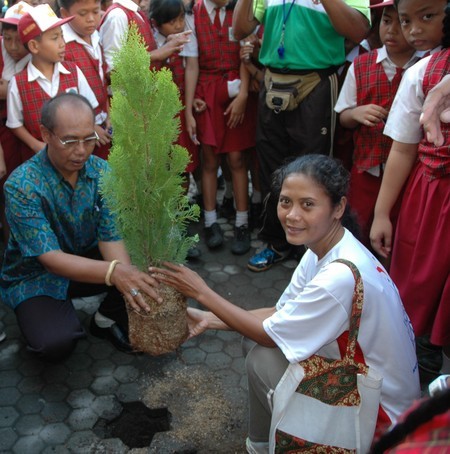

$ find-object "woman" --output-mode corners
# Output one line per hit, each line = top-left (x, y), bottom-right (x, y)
(151, 154), (420, 452)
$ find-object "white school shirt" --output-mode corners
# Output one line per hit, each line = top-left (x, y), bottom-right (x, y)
(61, 24), (107, 124)
(99, 0), (145, 73)
(6, 61), (99, 129)
(1, 40), (31, 82)
(263, 229), (420, 421)
(384, 46), (443, 144)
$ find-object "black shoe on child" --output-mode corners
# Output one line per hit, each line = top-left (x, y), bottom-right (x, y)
(89, 317), (133, 353)
(204, 222), (224, 249)
(231, 224), (251, 255)
(187, 245), (201, 259)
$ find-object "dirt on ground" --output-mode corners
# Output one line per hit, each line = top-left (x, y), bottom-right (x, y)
(141, 363), (248, 453)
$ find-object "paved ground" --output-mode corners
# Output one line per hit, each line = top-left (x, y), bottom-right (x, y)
(0, 199), (298, 453)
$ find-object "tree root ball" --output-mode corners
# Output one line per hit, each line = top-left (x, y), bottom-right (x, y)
(128, 282), (189, 355)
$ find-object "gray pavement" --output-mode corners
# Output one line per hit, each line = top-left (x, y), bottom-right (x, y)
(0, 207), (299, 453)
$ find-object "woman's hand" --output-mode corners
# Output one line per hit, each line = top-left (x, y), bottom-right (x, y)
(149, 262), (207, 300)
(110, 263), (162, 313)
(186, 307), (210, 338)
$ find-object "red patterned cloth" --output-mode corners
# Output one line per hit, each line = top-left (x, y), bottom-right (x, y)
(100, 4), (160, 70)
(353, 49), (403, 172)
(64, 41), (108, 116)
(420, 48), (450, 180)
(15, 62), (79, 162)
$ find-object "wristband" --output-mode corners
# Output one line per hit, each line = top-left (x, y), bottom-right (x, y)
(105, 260), (120, 286)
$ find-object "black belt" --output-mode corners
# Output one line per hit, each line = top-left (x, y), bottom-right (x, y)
(267, 66), (339, 78)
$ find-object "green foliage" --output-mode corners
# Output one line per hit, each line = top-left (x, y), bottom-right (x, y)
(100, 24), (199, 271)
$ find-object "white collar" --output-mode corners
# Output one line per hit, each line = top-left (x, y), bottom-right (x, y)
(27, 61), (69, 82)
(112, 0), (140, 13)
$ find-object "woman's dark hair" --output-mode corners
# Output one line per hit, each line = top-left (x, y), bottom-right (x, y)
(272, 154), (361, 238)
(41, 93), (95, 131)
(370, 388), (450, 453)
(149, 0), (185, 26)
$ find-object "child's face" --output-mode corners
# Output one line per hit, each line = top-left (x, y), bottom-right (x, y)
(2, 28), (29, 62)
(32, 26), (66, 63)
(397, 0), (446, 51)
(379, 6), (413, 56)
(210, 0), (228, 9)
(61, 0), (102, 40)
(158, 12), (185, 37)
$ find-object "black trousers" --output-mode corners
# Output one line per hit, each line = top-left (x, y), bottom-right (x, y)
(256, 72), (337, 250)
(14, 249), (128, 362)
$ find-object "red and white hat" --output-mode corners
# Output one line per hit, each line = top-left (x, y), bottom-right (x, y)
(369, 0), (394, 8)
(0, 1), (34, 26)
(18, 3), (74, 44)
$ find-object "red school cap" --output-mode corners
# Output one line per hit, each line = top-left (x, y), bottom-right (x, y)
(18, 3), (74, 44)
(0, 1), (34, 26)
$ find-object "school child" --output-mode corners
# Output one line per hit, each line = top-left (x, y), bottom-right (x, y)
(60, 0), (111, 159)
(0, 1), (33, 243)
(184, 0), (256, 255)
(371, 3), (450, 377)
(99, 0), (190, 75)
(6, 3), (99, 162)
(394, 0), (447, 55)
(334, 0), (420, 251)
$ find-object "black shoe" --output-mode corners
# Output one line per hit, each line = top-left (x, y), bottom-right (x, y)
(219, 196), (236, 219)
(187, 245), (201, 259)
(204, 222), (223, 249)
(231, 224), (250, 255)
(249, 202), (262, 230)
(89, 317), (133, 353)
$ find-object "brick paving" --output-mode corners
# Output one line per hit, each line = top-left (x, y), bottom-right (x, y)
(0, 203), (298, 453)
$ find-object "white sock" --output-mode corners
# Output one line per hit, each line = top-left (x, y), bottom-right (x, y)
(204, 209), (217, 228)
(235, 210), (248, 228)
(95, 311), (115, 328)
(251, 190), (262, 203)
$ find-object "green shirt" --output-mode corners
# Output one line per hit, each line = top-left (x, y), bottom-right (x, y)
(254, 0), (370, 70)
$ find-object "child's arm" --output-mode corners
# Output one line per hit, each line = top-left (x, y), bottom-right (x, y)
(0, 79), (8, 99)
(11, 126), (45, 153)
(185, 56), (200, 145)
(340, 104), (389, 129)
(370, 141), (418, 258)
(224, 62), (249, 129)
(0, 142), (6, 180)
(150, 31), (192, 63)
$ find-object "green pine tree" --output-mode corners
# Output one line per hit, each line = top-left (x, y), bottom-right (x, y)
(100, 25), (199, 271)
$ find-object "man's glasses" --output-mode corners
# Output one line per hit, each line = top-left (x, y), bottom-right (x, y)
(49, 129), (99, 148)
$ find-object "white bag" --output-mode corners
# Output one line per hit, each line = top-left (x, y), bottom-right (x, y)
(269, 259), (383, 454)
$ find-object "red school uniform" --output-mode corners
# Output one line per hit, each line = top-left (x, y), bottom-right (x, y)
(347, 49), (405, 247)
(390, 48), (450, 347)
(100, 3), (161, 71)
(64, 40), (110, 159)
(163, 52), (199, 173)
(14, 61), (79, 162)
(193, 0), (256, 153)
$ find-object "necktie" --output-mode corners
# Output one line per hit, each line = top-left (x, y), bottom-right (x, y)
(392, 66), (403, 85)
(214, 7), (221, 30)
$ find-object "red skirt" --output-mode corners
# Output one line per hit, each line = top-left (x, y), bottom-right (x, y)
(390, 161), (450, 346)
(194, 73), (256, 153)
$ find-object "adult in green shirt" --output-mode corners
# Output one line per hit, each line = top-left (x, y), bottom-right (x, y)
(233, 0), (370, 272)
